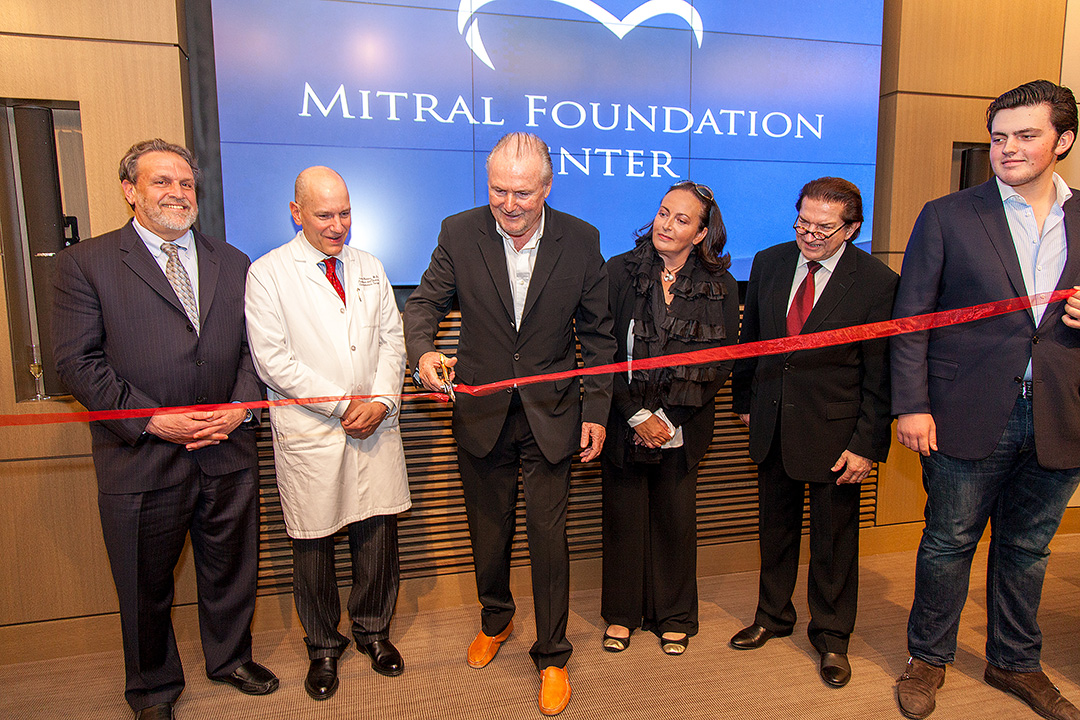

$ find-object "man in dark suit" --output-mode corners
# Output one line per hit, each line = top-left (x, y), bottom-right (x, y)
(52, 139), (277, 720)
(730, 177), (897, 688)
(403, 132), (614, 716)
(893, 81), (1080, 720)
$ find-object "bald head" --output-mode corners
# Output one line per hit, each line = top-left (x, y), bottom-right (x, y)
(485, 132), (553, 184)
(290, 166), (351, 256)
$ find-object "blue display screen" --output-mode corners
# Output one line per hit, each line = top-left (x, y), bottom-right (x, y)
(212, 0), (883, 282)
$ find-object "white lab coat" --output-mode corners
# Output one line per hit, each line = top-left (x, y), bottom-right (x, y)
(245, 232), (410, 539)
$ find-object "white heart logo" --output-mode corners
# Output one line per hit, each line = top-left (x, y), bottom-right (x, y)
(458, 0), (705, 70)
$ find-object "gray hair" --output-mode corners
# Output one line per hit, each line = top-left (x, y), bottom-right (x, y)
(118, 138), (200, 184)
(485, 132), (553, 184)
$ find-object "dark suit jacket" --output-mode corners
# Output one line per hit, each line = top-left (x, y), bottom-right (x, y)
(52, 220), (261, 494)
(403, 205), (615, 464)
(891, 178), (1080, 469)
(733, 241), (898, 483)
(603, 249), (740, 470)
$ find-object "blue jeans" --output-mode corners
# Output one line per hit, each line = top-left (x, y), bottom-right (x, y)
(907, 396), (1080, 671)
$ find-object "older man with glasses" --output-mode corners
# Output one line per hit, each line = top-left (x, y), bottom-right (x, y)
(729, 176), (898, 689)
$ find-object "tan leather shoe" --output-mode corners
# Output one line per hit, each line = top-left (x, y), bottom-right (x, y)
(466, 621), (513, 668)
(539, 666), (571, 716)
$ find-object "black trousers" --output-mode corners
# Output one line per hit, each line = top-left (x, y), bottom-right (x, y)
(457, 393), (573, 670)
(601, 449), (698, 636)
(754, 439), (861, 654)
(292, 514), (400, 659)
(97, 467), (258, 712)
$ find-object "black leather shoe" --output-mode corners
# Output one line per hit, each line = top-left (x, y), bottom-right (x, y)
(135, 703), (173, 720)
(820, 652), (852, 687)
(305, 657), (339, 701)
(214, 660), (279, 695)
(359, 639), (404, 677)
(729, 623), (792, 650)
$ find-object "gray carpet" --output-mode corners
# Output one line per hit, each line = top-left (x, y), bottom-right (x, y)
(3, 535), (1080, 719)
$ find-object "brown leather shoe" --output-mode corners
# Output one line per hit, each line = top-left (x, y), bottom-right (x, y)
(985, 663), (1080, 720)
(539, 666), (571, 716)
(896, 657), (946, 719)
(467, 621), (513, 669)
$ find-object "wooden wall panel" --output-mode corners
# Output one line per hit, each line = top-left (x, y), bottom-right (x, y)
(887, 0), (1065, 98)
(0, 1), (179, 44)
(0, 34), (187, 460)
(0, 456), (115, 623)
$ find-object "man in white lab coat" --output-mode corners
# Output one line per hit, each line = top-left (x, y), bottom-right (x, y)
(245, 166), (411, 701)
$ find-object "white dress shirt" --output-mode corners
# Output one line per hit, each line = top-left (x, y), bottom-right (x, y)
(495, 209), (546, 330)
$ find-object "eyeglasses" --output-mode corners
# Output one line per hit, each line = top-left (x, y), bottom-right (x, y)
(672, 180), (714, 203)
(793, 219), (847, 241)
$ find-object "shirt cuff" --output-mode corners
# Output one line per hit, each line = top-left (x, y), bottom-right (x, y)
(628, 409), (652, 427)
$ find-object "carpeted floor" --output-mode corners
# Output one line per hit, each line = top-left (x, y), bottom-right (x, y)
(3, 535), (1080, 719)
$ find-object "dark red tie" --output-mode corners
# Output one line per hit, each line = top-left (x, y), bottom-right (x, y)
(323, 256), (346, 306)
(786, 260), (821, 336)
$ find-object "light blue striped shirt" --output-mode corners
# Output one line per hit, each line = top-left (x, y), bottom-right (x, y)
(996, 172), (1072, 380)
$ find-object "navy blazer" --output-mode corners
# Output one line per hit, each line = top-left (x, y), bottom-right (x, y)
(733, 241), (898, 483)
(52, 221), (261, 493)
(891, 178), (1080, 468)
(403, 205), (616, 464)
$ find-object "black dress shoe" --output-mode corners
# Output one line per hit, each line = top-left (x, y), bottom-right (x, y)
(305, 657), (339, 701)
(213, 660), (279, 695)
(359, 639), (404, 677)
(135, 703), (173, 720)
(820, 652), (852, 687)
(729, 623), (792, 650)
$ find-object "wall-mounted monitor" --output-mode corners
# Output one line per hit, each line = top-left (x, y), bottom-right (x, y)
(211, 0), (884, 282)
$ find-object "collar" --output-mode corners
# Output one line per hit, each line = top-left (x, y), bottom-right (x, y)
(294, 230), (344, 265)
(495, 208), (546, 250)
(799, 239), (846, 273)
(995, 172), (1073, 207)
(133, 217), (194, 254)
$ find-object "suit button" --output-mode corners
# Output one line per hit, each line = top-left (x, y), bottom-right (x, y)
(514, 353), (520, 361)
(196, 396), (206, 403)
(187, 325), (195, 333)
(351, 345), (356, 351)
(1032, 335), (1039, 344)
(506, 388), (513, 394)
(340, 307), (345, 314)
(196, 359), (205, 366)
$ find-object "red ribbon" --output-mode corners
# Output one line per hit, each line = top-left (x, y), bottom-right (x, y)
(1, 289), (1073, 427)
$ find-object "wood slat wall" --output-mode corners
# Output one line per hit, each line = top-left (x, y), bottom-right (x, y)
(252, 311), (879, 595)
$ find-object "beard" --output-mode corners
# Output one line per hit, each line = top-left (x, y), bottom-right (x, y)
(138, 194), (198, 232)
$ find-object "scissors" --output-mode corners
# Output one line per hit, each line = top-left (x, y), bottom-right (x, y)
(438, 353), (456, 402)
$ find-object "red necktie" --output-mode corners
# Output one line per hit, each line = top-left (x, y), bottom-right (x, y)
(786, 260), (821, 336)
(323, 256), (346, 306)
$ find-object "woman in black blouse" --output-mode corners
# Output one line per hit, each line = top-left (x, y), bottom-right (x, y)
(600, 180), (739, 655)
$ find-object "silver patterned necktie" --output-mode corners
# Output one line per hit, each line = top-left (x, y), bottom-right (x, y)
(161, 242), (200, 335)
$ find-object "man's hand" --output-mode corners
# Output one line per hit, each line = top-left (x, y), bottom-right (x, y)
(147, 406), (247, 451)
(416, 351), (457, 392)
(341, 399), (389, 440)
(897, 412), (937, 456)
(580, 422), (606, 463)
(832, 450), (872, 484)
(1063, 286), (1080, 329)
(633, 413), (673, 449)
(738, 413), (750, 427)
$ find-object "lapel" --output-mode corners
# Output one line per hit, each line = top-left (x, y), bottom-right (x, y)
(119, 220), (188, 318)
(477, 210), (516, 323)
(194, 229), (219, 327)
(1039, 188), (1080, 331)
(766, 242), (800, 340)
(291, 232), (342, 303)
(972, 179), (1029, 302)
(521, 206), (563, 325)
(801, 242), (857, 335)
